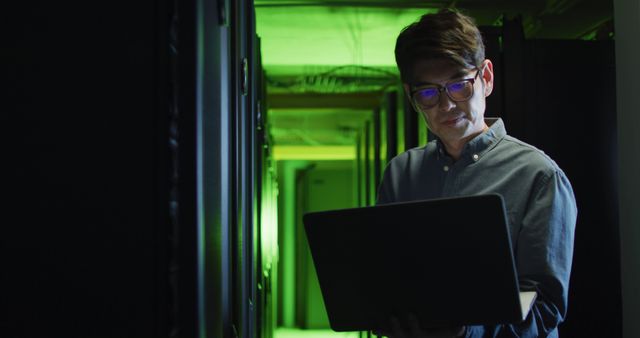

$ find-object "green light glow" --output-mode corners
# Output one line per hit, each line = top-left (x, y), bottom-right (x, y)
(273, 145), (356, 160)
(275, 328), (360, 338)
(261, 159), (280, 333)
(278, 160), (311, 327)
(261, 163), (279, 273)
(256, 7), (437, 68)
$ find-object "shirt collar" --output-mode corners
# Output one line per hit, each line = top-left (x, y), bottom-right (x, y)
(436, 118), (507, 162)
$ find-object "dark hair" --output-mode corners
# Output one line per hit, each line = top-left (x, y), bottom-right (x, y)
(395, 9), (485, 83)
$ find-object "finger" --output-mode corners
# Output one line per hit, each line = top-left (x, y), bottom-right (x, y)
(390, 316), (406, 338)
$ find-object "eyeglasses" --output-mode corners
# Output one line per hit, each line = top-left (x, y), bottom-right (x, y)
(410, 68), (481, 111)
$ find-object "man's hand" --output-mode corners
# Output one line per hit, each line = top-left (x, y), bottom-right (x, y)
(372, 314), (465, 338)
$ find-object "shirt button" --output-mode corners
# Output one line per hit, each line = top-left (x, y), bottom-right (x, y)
(443, 165), (449, 172)
(472, 154), (479, 161)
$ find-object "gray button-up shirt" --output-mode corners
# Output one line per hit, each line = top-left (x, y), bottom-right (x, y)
(377, 118), (577, 338)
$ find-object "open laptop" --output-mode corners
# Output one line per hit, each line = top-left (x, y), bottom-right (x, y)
(302, 193), (536, 332)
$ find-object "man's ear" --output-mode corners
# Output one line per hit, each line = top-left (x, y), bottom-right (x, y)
(482, 59), (494, 97)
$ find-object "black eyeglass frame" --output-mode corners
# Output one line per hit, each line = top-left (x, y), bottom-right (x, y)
(409, 67), (483, 110)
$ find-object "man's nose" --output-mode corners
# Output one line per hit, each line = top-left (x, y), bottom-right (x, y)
(438, 93), (456, 112)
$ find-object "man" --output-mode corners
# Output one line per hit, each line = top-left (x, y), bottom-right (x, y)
(374, 9), (577, 338)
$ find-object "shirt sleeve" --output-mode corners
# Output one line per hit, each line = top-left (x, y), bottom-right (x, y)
(465, 169), (577, 338)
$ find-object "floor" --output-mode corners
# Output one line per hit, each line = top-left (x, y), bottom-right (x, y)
(274, 328), (364, 338)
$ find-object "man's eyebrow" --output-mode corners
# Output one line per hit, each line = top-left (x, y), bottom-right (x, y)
(411, 69), (472, 88)
(411, 81), (438, 88)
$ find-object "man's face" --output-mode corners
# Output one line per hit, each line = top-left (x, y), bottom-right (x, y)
(403, 58), (494, 147)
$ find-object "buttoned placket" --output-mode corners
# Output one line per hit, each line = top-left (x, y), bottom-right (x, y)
(435, 129), (494, 197)
(440, 155), (457, 197)
(441, 149), (486, 197)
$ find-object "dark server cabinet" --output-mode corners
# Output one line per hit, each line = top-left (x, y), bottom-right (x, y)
(500, 18), (621, 338)
(193, 0), (269, 336)
(3, 0), (174, 336)
(178, 0), (235, 336)
(3, 0), (269, 336)
(230, 0), (260, 337)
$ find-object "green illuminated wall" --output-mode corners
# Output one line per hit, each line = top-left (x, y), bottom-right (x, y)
(301, 161), (357, 328)
(277, 160), (310, 327)
(276, 160), (357, 329)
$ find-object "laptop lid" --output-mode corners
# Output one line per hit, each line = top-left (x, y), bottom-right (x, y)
(303, 193), (531, 332)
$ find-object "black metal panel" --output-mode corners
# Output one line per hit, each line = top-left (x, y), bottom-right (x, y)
(229, 1), (244, 337)
(501, 16), (527, 140)
(518, 39), (621, 338)
(230, 0), (258, 337)
(385, 91), (399, 161)
(479, 25), (503, 119)
(192, 0), (235, 336)
(176, 0), (200, 335)
(403, 95), (419, 151)
(364, 120), (372, 205)
(356, 132), (364, 207)
(246, 4), (260, 338)
(3, 0), (173, 336)
(373, 107), (382, 195)
(499, 19), (620, 337)
(2, 0), (268, 337)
